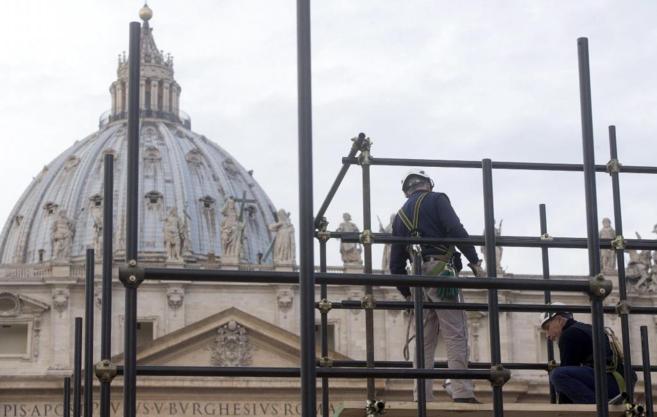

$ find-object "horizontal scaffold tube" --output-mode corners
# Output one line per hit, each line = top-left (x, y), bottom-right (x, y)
(341, 156), (657, 175)
(116, 366), (496, 380)
(141, 268), (601, 293)
(323, 232), (657, 250)
(323, 301), (657, 315)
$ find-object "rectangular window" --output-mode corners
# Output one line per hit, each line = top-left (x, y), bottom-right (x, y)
(315, 323), (335, 352)
(136, 321), (154, 347)
(0, 323), (29, 355)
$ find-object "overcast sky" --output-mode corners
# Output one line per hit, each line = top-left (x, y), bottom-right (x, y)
(0, 1), (655, 275)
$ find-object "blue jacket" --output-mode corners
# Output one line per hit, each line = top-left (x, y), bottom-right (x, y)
(389, 190), (479, 297)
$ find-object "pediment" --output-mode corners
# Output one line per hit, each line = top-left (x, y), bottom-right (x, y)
(0, 292), (50, 317)
(113, 307), (351, 367)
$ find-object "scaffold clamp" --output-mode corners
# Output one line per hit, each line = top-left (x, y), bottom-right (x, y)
(360, 229), (373, 245)
(365, 399), (385, 416)
(616, 300), (631, 316)
(94, 359), (118, 383)
(588, 273), (612, 299)
(119, 260), (145, 288)
(540, 233), (553, 241)
(361, 294), (376, 309)
(318, 356), (333, 368)
(318, 298), (332, 314)
(547, 359), (558, 372)
(606, 158), (622, 174)
(489, 364), (511, 387)
(611, 235), (626, 250)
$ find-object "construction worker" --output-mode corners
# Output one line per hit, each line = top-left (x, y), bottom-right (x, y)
(540, 303), (633, 404)
(390, 169), (485, 403)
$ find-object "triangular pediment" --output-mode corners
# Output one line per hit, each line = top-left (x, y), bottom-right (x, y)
(113, 307), (351, 367)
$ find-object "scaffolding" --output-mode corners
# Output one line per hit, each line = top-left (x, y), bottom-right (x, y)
(60, 3), (657, 417)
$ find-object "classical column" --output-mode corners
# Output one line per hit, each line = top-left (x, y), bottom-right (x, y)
(50, 286), (71, 369)
(150, 80), (158, 111)
(110, 84), (117, 115)
(163, 83), (170, 112)
(116, 82), (125, 114)
(139, 80), (146, 110)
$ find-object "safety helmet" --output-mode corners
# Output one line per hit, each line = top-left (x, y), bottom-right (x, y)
(401, 169), (434, 193)
(539, 302), (573, 329)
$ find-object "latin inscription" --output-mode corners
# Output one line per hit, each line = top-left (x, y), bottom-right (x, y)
(0, 401), (336, 417)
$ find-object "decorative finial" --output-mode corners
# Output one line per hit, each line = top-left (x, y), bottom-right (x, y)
(139, 3), (153, 21)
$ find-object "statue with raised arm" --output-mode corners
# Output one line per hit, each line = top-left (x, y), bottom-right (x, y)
(599, 217), (617, 274)
(268, 209), (295, 266)
(626, 231), (656, 293)
(337, 212), (362, 265)
(52, 210), (75, 261)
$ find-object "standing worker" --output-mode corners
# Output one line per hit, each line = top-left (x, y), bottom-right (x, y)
(540, 303), (633, 404)
(390, 169), (485, 403)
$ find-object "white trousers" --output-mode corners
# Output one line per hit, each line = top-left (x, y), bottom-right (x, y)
(411, 262), (474, 401)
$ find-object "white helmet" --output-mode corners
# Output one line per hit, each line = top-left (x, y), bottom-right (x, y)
(401, 169), (434, 193)
(539, 302), (573, 328)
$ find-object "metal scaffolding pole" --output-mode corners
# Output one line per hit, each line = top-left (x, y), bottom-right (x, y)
(319, 234), (330, 417)
(539, 204), (557, 403)
(413, 248), (427, 417)
(98, 154), (115, 417)
(122, 21), (141, 417)
(73, 318), (82, 417)
(359, 136), (376, 402)
(341, 156), (657, 174)
(83, 249), (94, 417)
(482, 159), (504, 417)
(296, 0), (316, 415)
(608, 126), (634, 401)
(577, 36), (609, 417)
(640, 326), (654, 417)
(63, 377), (71, 417)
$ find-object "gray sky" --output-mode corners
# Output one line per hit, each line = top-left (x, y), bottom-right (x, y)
(1, 1), (655, 275)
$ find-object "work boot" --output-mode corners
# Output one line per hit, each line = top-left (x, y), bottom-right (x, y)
(453, 397), (481, 404)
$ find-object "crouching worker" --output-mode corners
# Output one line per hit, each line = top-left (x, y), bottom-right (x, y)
(390, 169), (485, 403)
(540, 303), (635, 404)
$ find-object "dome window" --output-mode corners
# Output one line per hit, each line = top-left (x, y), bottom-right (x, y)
(144, 191), (163, 209)
(63, 156), (80, 172)
(186, 149), (204, 167)
(199, 196), (215, 209)
(43, 202), (59, 215)
(143, 146), (161, 162)
(89, 194), (103, 207)
(246, 205), (257, 218)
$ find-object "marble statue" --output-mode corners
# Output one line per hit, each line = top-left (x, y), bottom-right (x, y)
(599, 217), (616, 274)
(221, 198), (244, 261)
(379, 214), (395, 273)
(164, 207), (185, 261)
(481, 219), (504, 275)
(51, 210), (75, 261)
(626, 232), (656, 293)
(268, 209), (295, 266)
(90, 202), (103, 255)
(336, 212), (362, 265)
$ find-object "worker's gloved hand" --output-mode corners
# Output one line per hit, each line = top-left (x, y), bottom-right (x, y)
(468, 260), (485, 278)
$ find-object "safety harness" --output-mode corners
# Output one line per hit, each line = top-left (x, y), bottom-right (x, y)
(397, 192), (456, 299)
(605, 327), (627, 395)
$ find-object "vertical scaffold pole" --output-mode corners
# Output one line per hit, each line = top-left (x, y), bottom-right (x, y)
(640, 326), (654, 417)
(296, 0), (316, 415)
(413, 250), (427, 417)
(319, 236), (330, 417)
(539, 204), (557, 403)
(482, 159), (504, 417)
(123, 21), (141, 417)
(608, 126), (634, 401)
(360, 140), (376, 401)
(83, 249), (94, 417)
(63, 376), (71, 417)
(99, 154), (114, 417)
(73, 318), (82, 417)
(577, 37), (609, 417)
